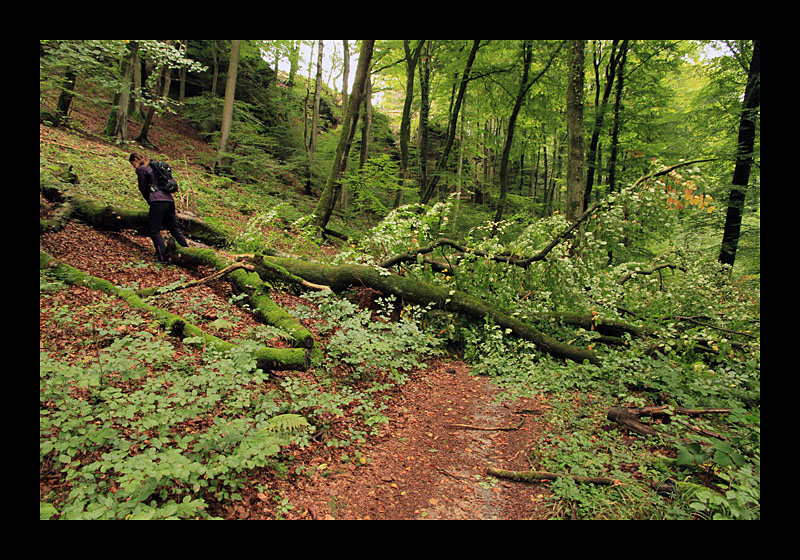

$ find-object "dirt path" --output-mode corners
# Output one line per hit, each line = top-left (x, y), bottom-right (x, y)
(274, 361), (555, 520)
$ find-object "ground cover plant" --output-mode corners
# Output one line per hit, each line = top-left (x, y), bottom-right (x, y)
(41, 39), (759, 520)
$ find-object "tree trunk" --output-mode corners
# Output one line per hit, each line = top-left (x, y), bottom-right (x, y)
(39, 251), (310, 371)
(417, 42), (431, 200)
(584, 40), (619, 212)
(104, 41), (138, 143)
(359, 73), (373, 169)
(259, 255), (601, 366)
(492, 40), (533, 232)
(421, 40), (481, 204)
(310, 40), (323, 155)
(136, 40), (174, 148)
(287, 40), (300, 88)
(310, 40), (375, 232)
(168, 244), (316, 350)
(55, 68), (77, 127)
(341, 40), (350, 117)
(216, 39), (241, 174)
(607, 40), (629, 194)
(565, 40), (585, 223)
(396, 40), (424, 208)
(719, 39), (760, 269)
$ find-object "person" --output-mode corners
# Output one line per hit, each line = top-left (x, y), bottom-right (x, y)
(129, 152), (189, 264)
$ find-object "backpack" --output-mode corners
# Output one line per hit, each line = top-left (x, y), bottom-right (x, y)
(150, 160), (179, 193)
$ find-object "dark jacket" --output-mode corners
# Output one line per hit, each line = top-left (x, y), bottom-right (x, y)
(135, 162), (174, 204)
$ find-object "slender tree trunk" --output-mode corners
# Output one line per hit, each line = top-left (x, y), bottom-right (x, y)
(607, 40), (629, 193)
(565, 40), (585, 223)
(136, 40), (174, 147)
(211, 41), (220, 95)
(216, 39), (241, 173)
(584, 40), (619, 212)
(359, 73), (373, 168)
(396, 40), (424, 208)
(492, 41), (533, 233)
(287, 40), (300, 87)
(421, 40), (481, 204)
(303, 42), (314, 153)
(311, 40), (375, 231)
(105, 41), (138, 144)
(719, 39), (760, 269)
(178, 40), (188, 103)
(341, 40), (350, 116)
(310, 40), (323, 155)
(418, 42), (431, 199)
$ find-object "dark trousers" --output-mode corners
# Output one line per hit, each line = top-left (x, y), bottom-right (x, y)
(148, 201), (188, 263)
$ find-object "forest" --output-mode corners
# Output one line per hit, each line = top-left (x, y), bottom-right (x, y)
(39, 39), (760, 520)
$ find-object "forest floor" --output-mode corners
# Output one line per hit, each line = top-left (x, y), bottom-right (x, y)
(40, 99), (564, 520)
(40, 221), (557, 520)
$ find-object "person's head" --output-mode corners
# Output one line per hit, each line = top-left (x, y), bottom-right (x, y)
(129, 152), (149, 169)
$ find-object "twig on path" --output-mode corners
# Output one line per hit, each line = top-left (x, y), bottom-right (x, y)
(446, 418), (525, 432)
(487, 466), (618, 486)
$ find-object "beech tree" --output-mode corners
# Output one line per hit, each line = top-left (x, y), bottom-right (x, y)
(311, 40), (375, 231)
(565, 39), (585, 223)
(216, 40), (241, 173)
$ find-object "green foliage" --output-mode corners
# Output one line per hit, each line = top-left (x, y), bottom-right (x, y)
(341, 154), (405, 216)
(297, 291), (442, 384)
(41, 39), (759, 520)
(38, 290), (313, 519)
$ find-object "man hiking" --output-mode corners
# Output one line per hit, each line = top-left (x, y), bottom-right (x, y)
(129, 152), (189, 264)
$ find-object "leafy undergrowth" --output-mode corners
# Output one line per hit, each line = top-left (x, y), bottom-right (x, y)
(40, 108), (759, 520)
(39, 224), (547, 520)
(40, 220), (761, 520)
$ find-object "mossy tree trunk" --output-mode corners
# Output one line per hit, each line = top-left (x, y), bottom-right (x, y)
(258, 255), (600, 366)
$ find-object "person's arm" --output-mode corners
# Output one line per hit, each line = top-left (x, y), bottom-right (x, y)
(135, 167), (151, 202)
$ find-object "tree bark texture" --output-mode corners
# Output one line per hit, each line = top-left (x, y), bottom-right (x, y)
(311, 39), (375, 231)
(168, 244), (316, 350)
(492, 40), (533, 231)
(216, 39), (241, 173)
(566, 40), (585, 223)
(421, 40), (481, 204)
(719, 40), (760, 268)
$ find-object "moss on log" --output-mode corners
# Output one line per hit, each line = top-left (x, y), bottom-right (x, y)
(262, 255), (601, 366)
(169, 244), (316, 350)
(39, 184), (228, 246)
(39, 250), (309, 371)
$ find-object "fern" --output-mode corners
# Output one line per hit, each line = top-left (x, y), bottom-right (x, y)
(265, 413), (310, 433)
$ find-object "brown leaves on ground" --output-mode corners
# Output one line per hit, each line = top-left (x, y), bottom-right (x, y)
(40, 222), (556, 520)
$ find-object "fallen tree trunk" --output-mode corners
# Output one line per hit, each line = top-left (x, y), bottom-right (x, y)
(168, 244), (316, 350)
(40, 176), (228, 246)
(607, 405), (732, 437)
(40, 250), (310, 371)
(259, 255), (601, 366)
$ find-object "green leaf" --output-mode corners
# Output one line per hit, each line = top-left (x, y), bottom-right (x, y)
(40, 502), (59, 520)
